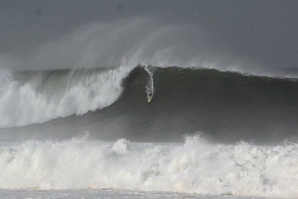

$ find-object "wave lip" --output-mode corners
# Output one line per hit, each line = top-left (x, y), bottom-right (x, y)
(0, 135), (298, 198)
(0, 66), (132, 128)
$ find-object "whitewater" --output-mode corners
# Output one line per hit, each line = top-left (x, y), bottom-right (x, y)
(0, 134), (297, 198)
(0, 67), (132, 128)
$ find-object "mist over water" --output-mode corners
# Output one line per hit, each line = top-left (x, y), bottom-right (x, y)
(0, 16), (286, 76)
(1, 17), (207, 70)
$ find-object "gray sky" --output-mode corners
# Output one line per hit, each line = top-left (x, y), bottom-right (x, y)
(1, 0), (298, 73)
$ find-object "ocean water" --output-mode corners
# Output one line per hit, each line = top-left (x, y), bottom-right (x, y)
(1, 65), (298, 198)
(1, 64), (298, 199)
(1, 4), (298, 198)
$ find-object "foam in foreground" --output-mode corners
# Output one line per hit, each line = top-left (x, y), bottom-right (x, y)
(0, 134), (297, 198)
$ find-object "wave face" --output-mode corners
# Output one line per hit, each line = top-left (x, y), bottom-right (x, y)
(119, 66), (298, 144)
(0, 67), (131, 128)
(1, 66), (298, 144)
(0, 136), (298, 198)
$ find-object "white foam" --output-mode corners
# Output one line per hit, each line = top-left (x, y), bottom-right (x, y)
(0, 66), (132, 128)
(0, 135), (297, 198)
(111, 138), (130, 155)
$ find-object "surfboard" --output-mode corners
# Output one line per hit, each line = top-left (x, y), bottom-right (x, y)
(147, 93), (153, 103)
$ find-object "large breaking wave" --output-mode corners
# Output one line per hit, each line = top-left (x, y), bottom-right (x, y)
(1, 16), (298, 131)
(0, 66), (298, 144)
(0, 66), (132, 128)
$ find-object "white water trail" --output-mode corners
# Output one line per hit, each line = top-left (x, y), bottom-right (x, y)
(0, 135), (298, 198)
(144, 66), (154, 102)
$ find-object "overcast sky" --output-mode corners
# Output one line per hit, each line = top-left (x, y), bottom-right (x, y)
(1, 0), (298, 72)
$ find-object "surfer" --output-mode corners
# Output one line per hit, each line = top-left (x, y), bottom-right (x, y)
(147, 91), (153, 103)
(144, 65), (155, 103)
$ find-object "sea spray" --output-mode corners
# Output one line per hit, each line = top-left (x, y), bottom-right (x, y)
(0, 66), (132, 128)
(0, 135), (298, 198)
